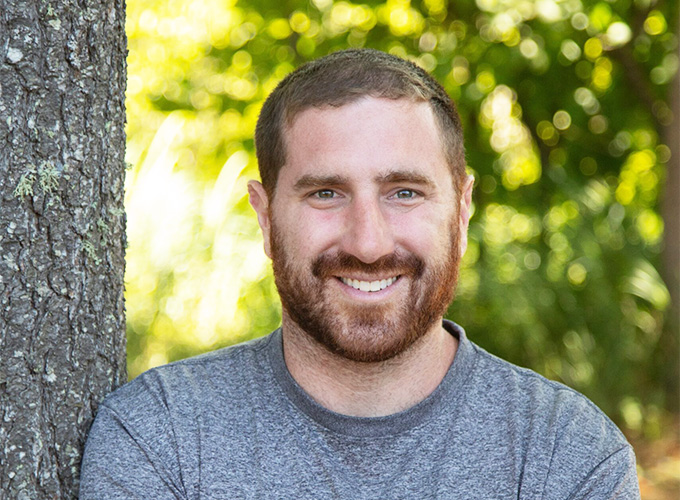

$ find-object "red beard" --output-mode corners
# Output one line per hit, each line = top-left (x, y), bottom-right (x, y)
(270, 221), (461, 363)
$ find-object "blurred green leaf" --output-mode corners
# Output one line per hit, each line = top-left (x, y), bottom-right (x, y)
(124, 0), (678, 431)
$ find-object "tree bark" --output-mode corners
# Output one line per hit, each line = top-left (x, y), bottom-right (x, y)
(0, 1), (127, 498)
(661, 26), (680, 413)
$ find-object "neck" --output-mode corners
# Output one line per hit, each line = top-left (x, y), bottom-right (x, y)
(281, 315), (457, 417)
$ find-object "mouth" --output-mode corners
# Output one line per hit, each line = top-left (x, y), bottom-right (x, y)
(339, 276), (400, 292)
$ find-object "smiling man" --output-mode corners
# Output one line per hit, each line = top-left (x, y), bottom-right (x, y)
(250, 95), (470, 417)
(80, 49), (640, 499)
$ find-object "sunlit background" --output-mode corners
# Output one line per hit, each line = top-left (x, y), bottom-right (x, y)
(124, 0), (678, 496)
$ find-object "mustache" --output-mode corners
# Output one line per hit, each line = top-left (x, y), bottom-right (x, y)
(311, 251), (425, 279)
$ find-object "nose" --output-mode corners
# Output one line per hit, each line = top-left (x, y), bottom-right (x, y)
(340, 196), (395, 263)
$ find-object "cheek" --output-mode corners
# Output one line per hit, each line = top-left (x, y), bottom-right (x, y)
(278, 210), (339, 255)
(390, 209), (454, 253)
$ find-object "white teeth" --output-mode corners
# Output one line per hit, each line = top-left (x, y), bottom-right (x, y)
(340, 276), (398, 292)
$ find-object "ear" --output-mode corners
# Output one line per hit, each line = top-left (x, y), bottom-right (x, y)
(248, 180), (273, 258)
(458, 174), (474, 257)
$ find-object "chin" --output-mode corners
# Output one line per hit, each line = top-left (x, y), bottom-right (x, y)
(298, 310), (436, 363)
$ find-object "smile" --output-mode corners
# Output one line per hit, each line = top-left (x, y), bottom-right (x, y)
(339, 276), (399, 292)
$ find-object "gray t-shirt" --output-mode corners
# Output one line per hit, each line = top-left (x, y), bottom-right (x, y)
(80, 321), (640, 499)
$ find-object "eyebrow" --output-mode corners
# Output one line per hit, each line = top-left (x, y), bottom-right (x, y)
(293, 174), (349, 191)
(376, 169), (437, 189)
(292, 169), (437, 191)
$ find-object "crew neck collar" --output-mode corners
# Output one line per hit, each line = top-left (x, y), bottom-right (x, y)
(267, 319), (476, 438)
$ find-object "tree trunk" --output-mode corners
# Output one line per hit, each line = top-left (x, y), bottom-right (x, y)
(0, 1), (127, 498)
(661, 32), (680, 413)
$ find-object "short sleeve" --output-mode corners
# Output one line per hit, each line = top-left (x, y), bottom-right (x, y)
(541, 390), (641, 500)
(565, 445), (640, 500)
(79, 372), (189, 500)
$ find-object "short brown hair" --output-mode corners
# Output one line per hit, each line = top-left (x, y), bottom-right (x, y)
(255, 49), (466, 198)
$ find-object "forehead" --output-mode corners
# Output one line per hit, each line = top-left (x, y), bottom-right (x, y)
(280, 97), (451, 185)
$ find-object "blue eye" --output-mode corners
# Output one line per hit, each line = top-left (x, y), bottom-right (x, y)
(395, 189), (416, 199)
(315, 189), (335, 199)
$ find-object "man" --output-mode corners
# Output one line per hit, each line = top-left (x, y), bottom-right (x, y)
(80, 49), (640, 498)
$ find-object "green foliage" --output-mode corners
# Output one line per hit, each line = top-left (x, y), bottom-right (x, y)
(125, 0), (677, 432)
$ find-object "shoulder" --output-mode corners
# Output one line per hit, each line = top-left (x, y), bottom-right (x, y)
(469, 343), (628, 443)
(464, 342), (637, 496)
(100, 331), (276, 419)
(80, 332), (280, 498)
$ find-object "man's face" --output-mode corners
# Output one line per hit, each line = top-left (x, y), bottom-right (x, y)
(250, 97), (472, 363)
